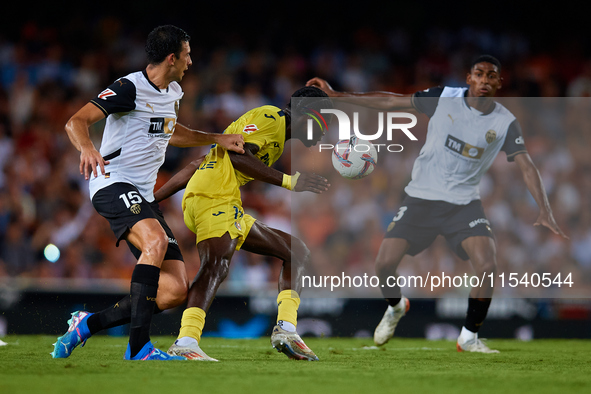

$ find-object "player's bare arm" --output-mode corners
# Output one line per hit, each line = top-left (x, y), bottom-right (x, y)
(514, 153), (568, 238)
(229, 143), (329, 193)
(154, 156), (205, 202)
(64, 103), (110, 180)
(170, 123), (245, 153)
(306, 77), (414, 110)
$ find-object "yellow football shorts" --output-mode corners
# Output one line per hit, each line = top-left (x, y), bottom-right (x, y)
(183, 196), (256, 250)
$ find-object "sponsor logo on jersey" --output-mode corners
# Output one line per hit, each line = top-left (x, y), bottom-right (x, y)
(264, 113), (276, 121)
(146, 103), (154, 113)
(445, 135), (484, 159)
(469, 218), (490, 228)
(243, 124), (258, 134)
(515, 136), (524, 144)
(485, 129), (497, 144)
(212, 211), (225, 216)
(448, 114), (455, 124)
(148, 117), (176, 136)
(98, 88), (116, 100)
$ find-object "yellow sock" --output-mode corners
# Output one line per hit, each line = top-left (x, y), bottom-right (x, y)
(277, 290), (300, 327)
(178, 307), (206, 343)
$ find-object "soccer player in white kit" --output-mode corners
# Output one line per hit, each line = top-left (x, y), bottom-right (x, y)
(308, 55), (567, 353)
(52, 25), (244, 361)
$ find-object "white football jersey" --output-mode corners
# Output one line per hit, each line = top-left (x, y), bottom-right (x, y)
(88, 71), (183, 202)
(405, 87), (526, 205)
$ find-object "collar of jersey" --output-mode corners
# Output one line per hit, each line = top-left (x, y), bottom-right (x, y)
(462, 89), (496, 116)
(142, 69), (169, 93)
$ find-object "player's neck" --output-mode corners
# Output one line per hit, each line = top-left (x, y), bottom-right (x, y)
(283, 108), (292, 141)
(465, 94), (495, 115)
(145, 64), (171, 90)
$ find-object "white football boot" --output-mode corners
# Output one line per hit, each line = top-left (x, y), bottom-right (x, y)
(167, 340), (218, 361)
(373, 296), (410, 346)
(271, 325), (319, 361)
(456, 326), (499, 353)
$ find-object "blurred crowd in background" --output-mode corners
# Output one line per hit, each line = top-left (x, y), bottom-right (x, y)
(1, 12), (590, 296)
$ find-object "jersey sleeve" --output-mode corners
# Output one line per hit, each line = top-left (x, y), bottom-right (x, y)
(90, 78), (136, 116)
(411, 87), (444, 117)
(240, 108), (283, 149)
(501, 120), (528, 162)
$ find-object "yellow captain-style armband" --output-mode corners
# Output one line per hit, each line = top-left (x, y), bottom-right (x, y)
(281, 172), (301, 191)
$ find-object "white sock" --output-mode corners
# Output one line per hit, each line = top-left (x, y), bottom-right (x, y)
(458, 326), (477, 343)
(175, 336), (198, 347)
(278, 320), (296, 332)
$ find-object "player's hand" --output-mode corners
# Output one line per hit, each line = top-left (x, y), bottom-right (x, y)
(217, 134), (245, 154)
(534, 211), (569, 239)
(306, 77), (338, 97)
(80, 147), (109, 180)
(293, 172), (330, 194)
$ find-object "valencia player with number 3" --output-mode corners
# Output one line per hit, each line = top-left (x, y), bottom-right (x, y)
(308, 55), (568, 353)
(52, 25), (244, 361)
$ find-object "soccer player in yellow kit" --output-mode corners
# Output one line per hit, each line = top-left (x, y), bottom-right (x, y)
(154, 86), (331, 361)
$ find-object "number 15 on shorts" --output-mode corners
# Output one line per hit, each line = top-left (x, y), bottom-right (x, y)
(120, 191), (143, 208)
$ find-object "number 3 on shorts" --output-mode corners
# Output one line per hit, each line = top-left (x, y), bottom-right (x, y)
(393, 206), (407, 221)
(119, 191), (143, 208)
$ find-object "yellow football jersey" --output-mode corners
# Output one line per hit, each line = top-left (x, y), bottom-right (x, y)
(183, 105), (286, 207)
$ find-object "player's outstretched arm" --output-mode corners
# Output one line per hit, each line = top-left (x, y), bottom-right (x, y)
(170, 123), (245, 153)
(153, 156), (205, 202)
(306, 77), (414, 111)
(229, 143), (329, 194)
(65, 103), (110, 180)
(514, 153), (568, 239)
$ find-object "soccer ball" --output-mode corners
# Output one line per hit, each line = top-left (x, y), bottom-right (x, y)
(331, 137), (378, 179)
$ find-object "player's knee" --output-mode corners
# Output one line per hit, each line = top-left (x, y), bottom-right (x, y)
(142, 231), (168, 260)
(375, 256), (396, 278)
(157, 281), (188, 310)
(291, 237), (310, 264)
(480, 259), (497, 274)
(473, 254), (497, 275)
(202, 257), (231, 282)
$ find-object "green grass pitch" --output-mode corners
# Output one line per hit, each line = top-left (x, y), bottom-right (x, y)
(1, 336), (590, 394)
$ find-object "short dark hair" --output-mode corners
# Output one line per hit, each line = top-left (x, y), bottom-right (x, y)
(145, 25), (191, 65)
(471, 55), (501, 73)
(289, 86), (331, 116)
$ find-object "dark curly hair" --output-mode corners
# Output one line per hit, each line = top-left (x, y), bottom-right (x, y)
(471, 55), (502, 73)
(145, 25), (191, 65)
(289, 86), (332, 116)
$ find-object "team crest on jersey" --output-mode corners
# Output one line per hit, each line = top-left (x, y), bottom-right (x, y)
(234, 221), (242, 231)
(130, 204), (141, 214)
(98, 88), (117, 100)
(243, 124), (258, 134)
(175, 100), (179, 117)
(485, 130), (497, 144)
